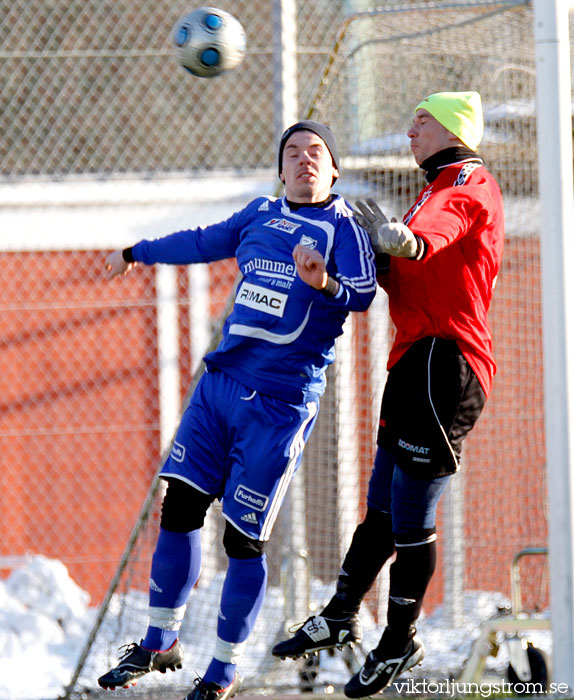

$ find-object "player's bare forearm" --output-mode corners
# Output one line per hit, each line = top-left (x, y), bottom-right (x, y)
(105, 249), (137, 280)
(293, 243), (328, 290)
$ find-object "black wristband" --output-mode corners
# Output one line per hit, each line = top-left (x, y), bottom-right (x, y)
(122, 247), (135, 263)
(413, 235), (425, 260)
(320, 276), (340, 297)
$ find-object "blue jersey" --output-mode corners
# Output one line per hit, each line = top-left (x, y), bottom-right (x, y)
(131, 194), (377, 403)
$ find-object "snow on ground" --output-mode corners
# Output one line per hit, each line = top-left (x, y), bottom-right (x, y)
(0, 556), (552, 700)
(0, 556), (95, 700)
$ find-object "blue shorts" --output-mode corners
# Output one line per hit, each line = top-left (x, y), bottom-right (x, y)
(161, 368), (319, 541)
(367, 446), (451, 537)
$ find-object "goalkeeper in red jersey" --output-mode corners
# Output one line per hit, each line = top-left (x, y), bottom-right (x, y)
(272, 91), (505, 698)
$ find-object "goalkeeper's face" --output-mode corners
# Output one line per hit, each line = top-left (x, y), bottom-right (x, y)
(280, 131), (339, 203)
(408, 109), (459, 165)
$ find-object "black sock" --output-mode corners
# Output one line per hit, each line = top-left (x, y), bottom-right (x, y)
(376, 537), (436, 654)
(375, 624), (416, 658)
(322, 509), (395, 619)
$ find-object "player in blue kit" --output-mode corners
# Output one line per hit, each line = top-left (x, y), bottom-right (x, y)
(97, 120), (377, 700)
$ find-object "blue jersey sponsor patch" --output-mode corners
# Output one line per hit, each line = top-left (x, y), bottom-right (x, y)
(236, 281), (288, 317)
(234, 484), (269, 512)
(263, 218), (301, 234)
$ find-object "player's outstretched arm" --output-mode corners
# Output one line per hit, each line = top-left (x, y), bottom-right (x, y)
(105, 249), (137, 280)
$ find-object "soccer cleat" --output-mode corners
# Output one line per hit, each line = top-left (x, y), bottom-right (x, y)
(183, 672), (241, 700)
(272, 613), (362, 659)
(97, 640), (183, 690)
(344, 636), (424, 698)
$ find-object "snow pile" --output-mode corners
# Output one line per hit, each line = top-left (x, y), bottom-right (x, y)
(0, 556), (552, 700)
(0, 556), (95, 700)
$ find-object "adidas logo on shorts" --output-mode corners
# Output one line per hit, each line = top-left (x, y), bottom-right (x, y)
(241, 512), (258, 524)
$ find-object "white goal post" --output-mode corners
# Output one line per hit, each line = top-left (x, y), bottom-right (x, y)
(534, 0), (574, 689)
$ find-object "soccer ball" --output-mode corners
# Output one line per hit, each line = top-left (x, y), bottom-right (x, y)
(173, 7), (246, 78)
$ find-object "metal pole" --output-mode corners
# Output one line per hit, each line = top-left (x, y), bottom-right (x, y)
(533, 0), (574, 689)
(443, 471), (465, 627)
(336, 316), (360, 560)
(272, 0), (309, 626)
(272, 0), (298, 139)
(156, 265), (181, 452)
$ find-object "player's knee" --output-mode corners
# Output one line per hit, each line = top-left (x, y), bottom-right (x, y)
(223, 521), (265, 559)
(394, 527), (437, 548)
(361, 507), (393, 538)
(352, 508), (395, 556)
(160, 478), (214, 532)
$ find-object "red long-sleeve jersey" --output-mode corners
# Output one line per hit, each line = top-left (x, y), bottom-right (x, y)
(379, 160), (504, 396)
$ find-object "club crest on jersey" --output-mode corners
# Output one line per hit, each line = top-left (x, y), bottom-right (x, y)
(236, 281), (288, 317)
(234, 485), (268, 512)
(299, 234), (317, 250)
(264, 218), (301, 234)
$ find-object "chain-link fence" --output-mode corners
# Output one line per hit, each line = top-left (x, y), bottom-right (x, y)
(0, 0), (567, 696)
(2, 0), (345, 177)
(1, 0), (348, 596)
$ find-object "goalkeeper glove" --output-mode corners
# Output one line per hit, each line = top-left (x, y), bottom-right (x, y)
(354, 198), (422, 259)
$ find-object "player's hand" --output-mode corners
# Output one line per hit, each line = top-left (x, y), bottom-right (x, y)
(354, 198), (390, 255)
(105, 250), (136, 279)
(376, 221), (419, 258)
(293, 243), (328, 290)
(354, 199), (418, 258)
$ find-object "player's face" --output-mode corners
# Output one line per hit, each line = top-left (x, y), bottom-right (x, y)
(281, 131), (339, 203)
(407, 109), (458, 165)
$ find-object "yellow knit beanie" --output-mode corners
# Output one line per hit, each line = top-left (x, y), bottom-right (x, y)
(414, 91), (484, 151)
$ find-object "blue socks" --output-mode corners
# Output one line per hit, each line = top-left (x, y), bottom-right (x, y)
(142, 528), (202, 651)
(141, 530), (268, 689)
(203, 554), (268, 686)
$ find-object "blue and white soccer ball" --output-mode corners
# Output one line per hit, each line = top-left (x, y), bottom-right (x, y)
(173, 7), (246, 78)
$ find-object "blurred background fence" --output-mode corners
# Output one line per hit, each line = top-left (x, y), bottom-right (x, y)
(0, 0), (566, 695)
